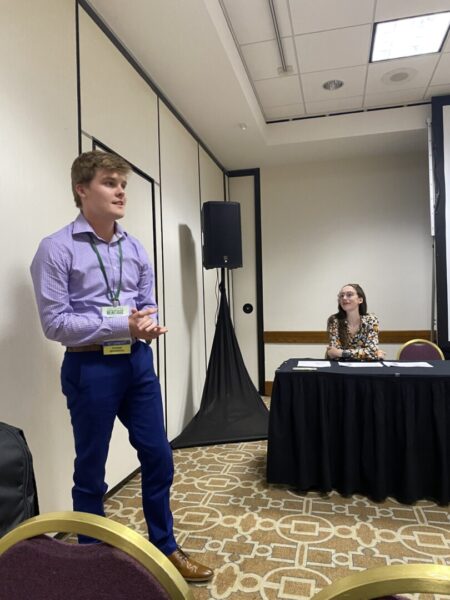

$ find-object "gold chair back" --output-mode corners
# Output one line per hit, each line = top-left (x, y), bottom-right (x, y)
(0, 511), (194, 600)
(397, 338), (444, 360)
(312, 563), (450, 599)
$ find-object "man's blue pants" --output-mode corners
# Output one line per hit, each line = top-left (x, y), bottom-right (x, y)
(61, 341), (177, 555)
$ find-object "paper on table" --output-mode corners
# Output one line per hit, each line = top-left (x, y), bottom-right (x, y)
(383, 361), (432, 368)
(338, 362), (383, 367)
(296, 360), (331, 368)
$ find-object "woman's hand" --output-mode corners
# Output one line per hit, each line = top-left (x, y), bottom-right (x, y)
(327, 346), (342, 359)
(377, 349), (386, 359)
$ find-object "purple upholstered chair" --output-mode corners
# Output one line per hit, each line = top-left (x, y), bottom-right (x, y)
(311, 564), (450, 599)
(397, 338), (444, 361)
(0, 512), (193, 600)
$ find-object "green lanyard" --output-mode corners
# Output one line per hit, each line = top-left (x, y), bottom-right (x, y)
(89, 234), (123, 306)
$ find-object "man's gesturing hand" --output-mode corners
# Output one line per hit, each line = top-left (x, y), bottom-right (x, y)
(128, 307), (168, 340)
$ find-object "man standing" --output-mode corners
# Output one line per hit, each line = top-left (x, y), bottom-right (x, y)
(30, 150), (213, 582)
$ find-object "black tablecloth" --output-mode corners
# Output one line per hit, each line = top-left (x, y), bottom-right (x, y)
(267, 359), (450, 504)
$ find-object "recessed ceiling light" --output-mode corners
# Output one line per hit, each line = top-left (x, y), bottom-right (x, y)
(381, 68), (417, 85)
(322, 79), (344, 91)
(389, 71), (409, 82)
(371, 12), (450, 62)
(238, 122), (247, 131)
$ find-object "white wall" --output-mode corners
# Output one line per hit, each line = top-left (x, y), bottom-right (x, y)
(199, 148), (225, 360)
(230, 176), (259, 388)
(79, 8), (160, 181)
(0, 0), (78, 512)
(1, 1), (222, 515)
(261, 152), (433, 377)
(1, 1), (433, 517)
(159, 104), (207, 440)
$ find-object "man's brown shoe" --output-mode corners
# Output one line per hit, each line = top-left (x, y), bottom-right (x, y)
(167, 547), (213, 582)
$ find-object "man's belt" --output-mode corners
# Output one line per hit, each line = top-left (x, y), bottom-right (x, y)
(66, 339), (139, 353)
(66, 344), (102, 352)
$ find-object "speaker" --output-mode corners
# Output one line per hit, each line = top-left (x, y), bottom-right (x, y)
(202, 201), (243, 269)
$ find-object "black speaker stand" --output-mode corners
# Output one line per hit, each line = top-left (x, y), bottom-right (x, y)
(170, 268), (269, 449)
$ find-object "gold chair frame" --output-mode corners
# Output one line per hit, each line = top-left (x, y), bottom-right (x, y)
(397, 338), (445, 360)
(312, 563), (450, 599)
(0, 511), (194, 600)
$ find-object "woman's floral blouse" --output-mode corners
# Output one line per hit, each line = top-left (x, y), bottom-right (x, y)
(327, 313), (380, 361)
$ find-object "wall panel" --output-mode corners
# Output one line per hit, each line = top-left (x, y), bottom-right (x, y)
(79, 8), (159, 181)
(230, 177), (259, 387)
(199, 148), (225, 360)
(0, 0), (78, 513)
(159, 104), (206, 440)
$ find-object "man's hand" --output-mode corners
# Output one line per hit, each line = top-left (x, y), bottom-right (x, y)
(128, 307), (168, 340)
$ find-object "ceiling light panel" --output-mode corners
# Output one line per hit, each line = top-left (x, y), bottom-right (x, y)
(289, 0), (375, 35)
(371, 12), (450, 61)
(295, 25), (372, 73)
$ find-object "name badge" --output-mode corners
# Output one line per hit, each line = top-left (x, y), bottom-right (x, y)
(102, 306), (131, 355)
(102, 306), (130, 318)
(103, 339), (132, 355)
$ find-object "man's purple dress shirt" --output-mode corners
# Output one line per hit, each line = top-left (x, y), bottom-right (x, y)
(30, 213), (157, 347)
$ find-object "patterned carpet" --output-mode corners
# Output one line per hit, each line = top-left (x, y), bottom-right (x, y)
(104, 439), (450, 600)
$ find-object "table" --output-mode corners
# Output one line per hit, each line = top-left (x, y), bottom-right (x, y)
(267, 359), (450, 505)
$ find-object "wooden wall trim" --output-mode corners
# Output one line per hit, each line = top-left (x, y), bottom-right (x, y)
(264, 330), (434, 344)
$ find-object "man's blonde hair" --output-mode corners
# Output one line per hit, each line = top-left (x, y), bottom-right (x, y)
(71, 150), (131, 207)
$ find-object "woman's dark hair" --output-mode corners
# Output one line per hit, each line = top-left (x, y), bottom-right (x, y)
(327, 283), (368, 347)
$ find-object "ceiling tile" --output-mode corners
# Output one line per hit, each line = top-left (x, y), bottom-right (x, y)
(289, 0), (375, 35)
(375, 0), (450, 22)
(366, 54), (439, 94)
(444, 33), (450, 51)
(264, 103), (305, 120)
(429, 52), (450, 85)
(254, 75), (302, 106)
(425, 84), (450, 98)
(222, 0), (291, 44)
(301, 65), (367, 102)
(241, 37), (297, 80)
(271, 0), (292, 37)
(295, 25), (372, 73)
(305, 95), (363, 115)
(221, 0), (273, 43)
(364, 87), (426, 108)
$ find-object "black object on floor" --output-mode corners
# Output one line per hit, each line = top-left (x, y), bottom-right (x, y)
(171, 280), (268, 449)
(0, 422), (39, 536)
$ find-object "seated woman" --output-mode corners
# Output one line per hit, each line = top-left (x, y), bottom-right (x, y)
(326, 283), (384, 361)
